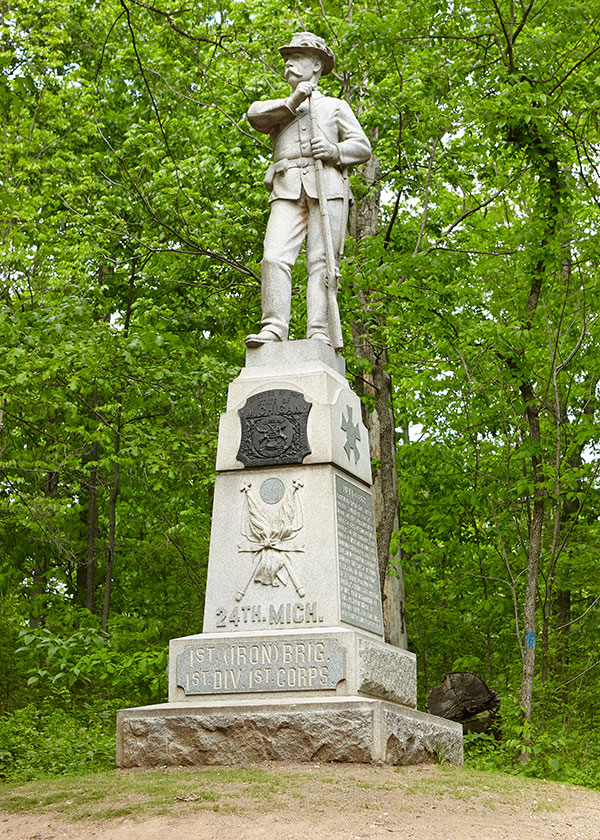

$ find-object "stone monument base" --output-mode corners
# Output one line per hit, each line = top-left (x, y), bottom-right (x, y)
(115, 340), (463, 770)
(116, 696), (463, 767)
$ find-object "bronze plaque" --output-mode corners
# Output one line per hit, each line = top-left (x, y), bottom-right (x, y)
(237, 389), (312, 467)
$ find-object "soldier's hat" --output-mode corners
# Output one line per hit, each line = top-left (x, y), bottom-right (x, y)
(279, 31), (335, 76)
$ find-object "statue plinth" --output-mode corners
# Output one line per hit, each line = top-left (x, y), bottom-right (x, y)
(116, 343), (463, 767)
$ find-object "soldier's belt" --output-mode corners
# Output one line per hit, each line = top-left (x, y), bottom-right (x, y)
(273, 157), (315, 173)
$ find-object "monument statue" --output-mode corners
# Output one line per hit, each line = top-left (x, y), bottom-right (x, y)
(116, 30), (463, 772)
(245, 32), (372, 350)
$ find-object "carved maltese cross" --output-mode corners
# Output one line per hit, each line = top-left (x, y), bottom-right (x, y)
(341, 405), (361, 463)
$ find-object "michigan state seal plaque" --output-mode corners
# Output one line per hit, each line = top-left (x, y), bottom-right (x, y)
(236, 389), (312, 467)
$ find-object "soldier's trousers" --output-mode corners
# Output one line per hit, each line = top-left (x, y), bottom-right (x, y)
(260, 191), (344, 341)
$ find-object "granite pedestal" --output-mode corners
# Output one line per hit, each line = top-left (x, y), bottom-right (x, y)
(117, 341), (462, 766)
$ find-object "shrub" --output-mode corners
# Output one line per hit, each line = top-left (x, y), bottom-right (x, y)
(0, 705), (115, 781)
(16, 627), (168, 707)
(464, 698), (600, 789)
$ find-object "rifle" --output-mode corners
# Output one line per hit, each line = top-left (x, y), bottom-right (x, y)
(308, 91), (344, 350)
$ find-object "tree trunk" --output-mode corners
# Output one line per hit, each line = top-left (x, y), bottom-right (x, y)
(102, 447), (119, 634)
(101, 263), (135, 635)
(86, 438), (99, 613)
(30, 470), (58, 627)
(505, 143), (561, 728)
(76, 434), (98, 612)
(349, 154), (407, 648)
(519, 383), (544, 721)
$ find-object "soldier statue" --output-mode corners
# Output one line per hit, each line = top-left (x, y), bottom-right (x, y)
(245, 32), (371, 350)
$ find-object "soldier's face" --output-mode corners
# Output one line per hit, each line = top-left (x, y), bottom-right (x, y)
(284, 52), (320, 88)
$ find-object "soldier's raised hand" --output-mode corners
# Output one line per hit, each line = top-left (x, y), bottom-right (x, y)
(287, 81), (315, 110)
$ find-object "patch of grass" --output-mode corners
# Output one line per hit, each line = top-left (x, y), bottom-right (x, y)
(532, 796), (562, 813)
(355, 780), (398, 791)
(244, 784), (281, 800)
(171, 766), (291, 809)
(392, 766), (565, 808)
(93, 806), (137, 820)
(0, 763), (579, 825)
(192, 767), (278, 784)
(0, 794), (41, 812)
(0, 765), (296, 822)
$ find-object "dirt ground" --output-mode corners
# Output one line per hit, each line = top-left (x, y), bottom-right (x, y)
(2, 763), (600, 840)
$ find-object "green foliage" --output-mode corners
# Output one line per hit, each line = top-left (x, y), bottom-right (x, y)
(0, 618), (167, 781)
(465, 698), (600, 789)
(0, 705), (114, 781)
(1, 0), (599, 791)
(16, 625), (167, 706)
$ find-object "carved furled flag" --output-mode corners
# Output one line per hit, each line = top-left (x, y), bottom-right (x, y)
(237, 389), (312, 467)
(236, 478), (306, 601)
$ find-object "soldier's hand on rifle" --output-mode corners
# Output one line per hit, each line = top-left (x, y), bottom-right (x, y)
(310, 136), (340, 162)
(286, 81), (314, 111)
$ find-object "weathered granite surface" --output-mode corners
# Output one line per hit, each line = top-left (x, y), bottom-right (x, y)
(245, 339), (345, 376)
(116, 698), (463, 768)
(383, 705), (464, 765)
(357, 637), (416, 706)
(168, 628), (417, 708)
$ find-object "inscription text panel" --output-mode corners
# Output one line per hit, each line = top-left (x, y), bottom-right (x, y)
(176, 637), (345, 695)
(335, 476), (384, 635)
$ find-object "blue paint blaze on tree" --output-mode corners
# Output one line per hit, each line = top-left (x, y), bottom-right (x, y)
(526, 632), (537, 650)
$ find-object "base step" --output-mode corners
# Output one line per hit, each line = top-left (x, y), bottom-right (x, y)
(116, 696), (463, 767)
